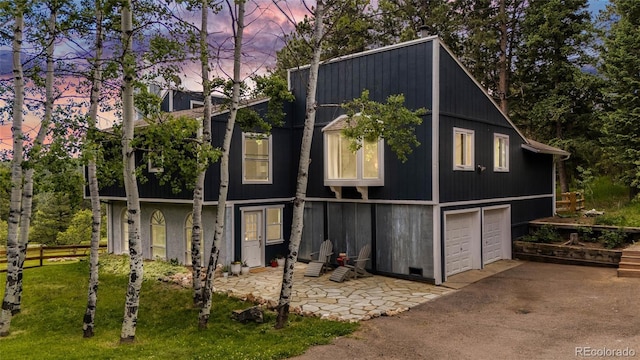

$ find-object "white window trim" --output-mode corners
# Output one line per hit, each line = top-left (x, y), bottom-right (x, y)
(265, 205), (285, 245)
(150, 210), (167, 260)
(242, 132), (273, 184)
(493, 133), (510, 172)
(323, 130), (385, 187)
(240, 205), (285, 246)
(453, 127), (475, 171)
(190, 100), (204, 109)
(148, 155), (164, 173)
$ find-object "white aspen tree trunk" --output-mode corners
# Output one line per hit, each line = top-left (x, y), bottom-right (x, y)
(15, 5), (57, 314)
(198, 0), (244, 329)
(190, 0), (213, 307)
(119, 0), (144, 343)
(0, 5), (25, 337)
(275, 1), (324, 329)
(83, 0), (104, 338)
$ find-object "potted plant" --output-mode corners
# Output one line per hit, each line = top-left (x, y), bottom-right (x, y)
(241, 259), (250, 275)
(230, 260), (242, 276)
(270, 258), (278, 267)
(276, 254), (285, 267)
(221, 264), (229, 279)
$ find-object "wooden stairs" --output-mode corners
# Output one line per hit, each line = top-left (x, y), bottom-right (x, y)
(617, 245), (640, 278)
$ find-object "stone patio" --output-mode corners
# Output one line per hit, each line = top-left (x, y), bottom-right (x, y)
(211, 262), (453, 322)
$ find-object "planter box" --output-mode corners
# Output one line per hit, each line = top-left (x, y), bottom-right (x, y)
(513, 241), (622, 268)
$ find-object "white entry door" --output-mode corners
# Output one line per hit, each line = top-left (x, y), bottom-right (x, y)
(242, 210), (263, 267)
(445, 212), (475, 276)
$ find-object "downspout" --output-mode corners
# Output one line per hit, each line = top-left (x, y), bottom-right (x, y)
(431, 39), (442, 285)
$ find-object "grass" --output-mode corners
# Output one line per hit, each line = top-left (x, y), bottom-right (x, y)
(575, 176), (640, 227)
(0, 256), (358, 359)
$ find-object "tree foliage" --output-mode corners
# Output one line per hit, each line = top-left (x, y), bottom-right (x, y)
(341, 90), (426, 163)
(599, 0), (640, 196)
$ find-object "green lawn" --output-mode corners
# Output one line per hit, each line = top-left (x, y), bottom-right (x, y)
(0, 259), (358, 360)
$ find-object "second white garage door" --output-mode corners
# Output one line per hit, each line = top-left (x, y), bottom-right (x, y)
(482, 207), (511, 265)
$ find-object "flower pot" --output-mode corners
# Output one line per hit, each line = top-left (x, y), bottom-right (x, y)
(230, 263), (241, 276)
(276, 258), (285, 267)
(241, 266), (250, 275)
(270, 261), (278, 267)
(223, 272), (229, 279)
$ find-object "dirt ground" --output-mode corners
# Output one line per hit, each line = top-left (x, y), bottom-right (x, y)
(292, 262), (640, 360)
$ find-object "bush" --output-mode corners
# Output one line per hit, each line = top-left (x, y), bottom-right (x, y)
(0, 220), (7, 247)
(57, 209), (93, 245)
(599, 230), (628, 249)
(595, 214), (627, 226)
(520, 225), (562, 243)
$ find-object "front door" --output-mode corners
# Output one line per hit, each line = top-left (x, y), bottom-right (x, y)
(242, 210), (263, 267)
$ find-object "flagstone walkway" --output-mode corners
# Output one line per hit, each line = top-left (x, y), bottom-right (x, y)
(212, 263), (453, 322)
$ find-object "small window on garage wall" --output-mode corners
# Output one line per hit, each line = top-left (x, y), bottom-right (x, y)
(453, 128), (474, 170)
(494, 133), (509, 172)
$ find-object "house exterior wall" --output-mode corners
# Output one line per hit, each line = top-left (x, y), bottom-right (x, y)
(107, 201), (236, 265)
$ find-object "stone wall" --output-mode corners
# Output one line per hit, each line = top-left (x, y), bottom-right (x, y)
(513, 241), (622, 267)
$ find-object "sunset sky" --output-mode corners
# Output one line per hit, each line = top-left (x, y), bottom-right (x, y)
(0, 0), (611, 152)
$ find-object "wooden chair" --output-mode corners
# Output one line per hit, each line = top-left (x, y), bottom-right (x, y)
(304, 239), (333, 277)
(330, 244), (371, 282)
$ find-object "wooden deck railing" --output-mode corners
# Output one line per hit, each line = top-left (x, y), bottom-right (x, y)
(0, 244), (107, 272)
(556, 192), (585, 213)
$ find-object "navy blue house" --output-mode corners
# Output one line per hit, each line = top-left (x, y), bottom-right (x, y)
(100, 36), (568, 284)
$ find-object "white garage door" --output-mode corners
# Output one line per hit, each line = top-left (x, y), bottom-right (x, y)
(483, 209), (504, 265)
(445, 213), (475, 276)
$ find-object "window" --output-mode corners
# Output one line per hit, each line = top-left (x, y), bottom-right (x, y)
(266, 207), (284, 244)
(243, 133), (272, 183)
(185, 213), (204, 266)
(453, 128), (474, 170)
(324, 131), (384, 186)
(148, 152), (164, 173)
(494, 134), (509, 172)
(150, 210), (166, 260)
(190, 100), (204, 109)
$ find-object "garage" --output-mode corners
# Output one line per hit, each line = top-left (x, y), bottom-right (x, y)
(444, 211), (481, 277)
(482, 207), (511, 265)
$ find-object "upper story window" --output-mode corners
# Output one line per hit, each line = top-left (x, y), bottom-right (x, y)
(453, 127), (474, 171)
(323, 114), (384, 187)
(190, 100), (204, 109)
(494, 133), (509, 172)
(243, 132), (272, 184)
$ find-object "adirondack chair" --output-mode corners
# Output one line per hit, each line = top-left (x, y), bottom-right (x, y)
(304, 239), (333, 277)
(330, 244), (371, 282)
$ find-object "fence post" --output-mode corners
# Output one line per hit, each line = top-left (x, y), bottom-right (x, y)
(40, 245), (44, 267)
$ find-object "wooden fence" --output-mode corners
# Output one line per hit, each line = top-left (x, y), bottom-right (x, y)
(556, 191), (585, 213)
(0, 244), (107, 272)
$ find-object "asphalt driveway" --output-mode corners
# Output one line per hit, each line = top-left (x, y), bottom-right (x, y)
(293, 262), (640, 360)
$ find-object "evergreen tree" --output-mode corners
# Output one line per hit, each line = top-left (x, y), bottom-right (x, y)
(511, 0), (597, 192)
(599, 0), (640, 197)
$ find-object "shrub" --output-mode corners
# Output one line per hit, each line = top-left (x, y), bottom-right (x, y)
(599, 230), (628, 249)
(576, 226), (597, 242)
(520, 225), (562, 243)
(0, 219), (7, 247)
(595, 214), (627, 226)
(57, 209), (93, 245)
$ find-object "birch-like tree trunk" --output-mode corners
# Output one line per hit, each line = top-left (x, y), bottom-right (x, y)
(274, 1), (324, 329)
(190, 0), (213, 307)
(198, 0), (245, 329)
(14, 4), (58, 315)
(0, 4), (25, 337)
(119, 0), (144, 343)
(83, 0), (104, 338)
